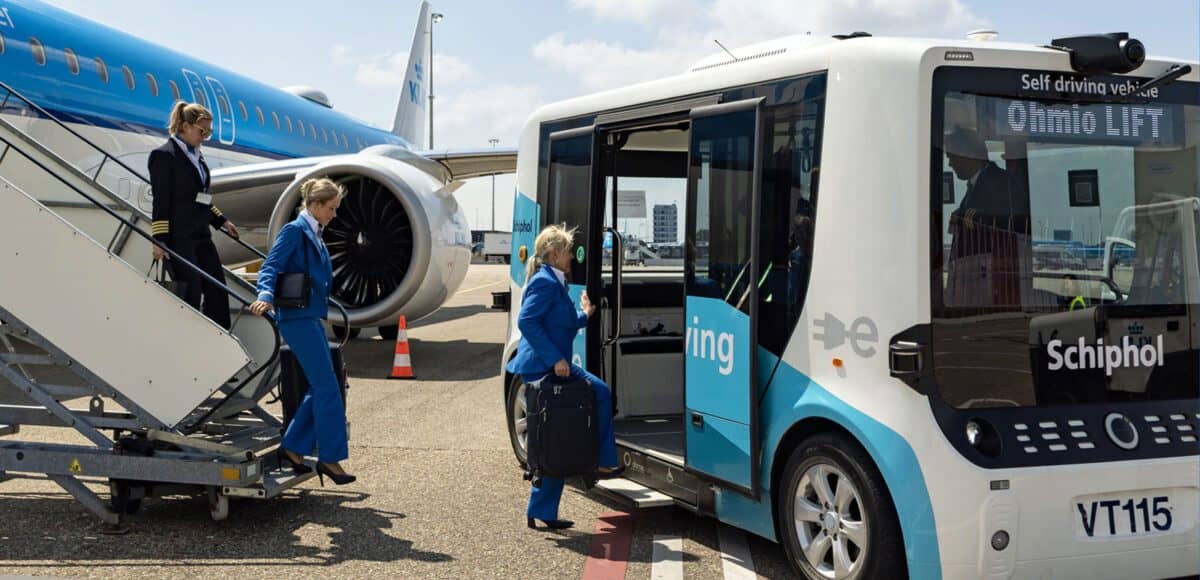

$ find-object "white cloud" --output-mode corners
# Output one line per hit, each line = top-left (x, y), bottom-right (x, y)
(330, 47), (475, 88)
(433, 82), (544, 149)
(538, 0), (988, 93)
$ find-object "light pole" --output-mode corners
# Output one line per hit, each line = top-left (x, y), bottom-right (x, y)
(489, 137), (499, 230)
(429, 12), (444, 149)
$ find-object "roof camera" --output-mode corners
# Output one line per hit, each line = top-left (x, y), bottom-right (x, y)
(1051, 33), (1145, 75)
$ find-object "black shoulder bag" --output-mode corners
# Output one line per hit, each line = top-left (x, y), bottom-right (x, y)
(274, 234), (312, 309)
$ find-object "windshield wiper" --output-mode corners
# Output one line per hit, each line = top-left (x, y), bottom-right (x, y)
(1117, 63), (1192, 102)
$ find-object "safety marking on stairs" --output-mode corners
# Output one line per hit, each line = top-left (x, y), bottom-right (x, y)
(650, 534), (683, 580)
(68, 458), (82, 473)
(581, 511), (633, 580)
(718, 524), (758, 580)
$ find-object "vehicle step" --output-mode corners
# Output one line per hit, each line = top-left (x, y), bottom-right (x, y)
(594, 477), (674, 508)
(0, 424), (15, 437)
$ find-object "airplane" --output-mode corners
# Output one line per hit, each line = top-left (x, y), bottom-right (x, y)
(0, 0), (515, 337)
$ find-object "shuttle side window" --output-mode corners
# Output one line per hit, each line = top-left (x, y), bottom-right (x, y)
(237, 100), (248, 121)
(64, 47), (79, 75)
(255, 106), (265, 125)
(168, 79), (181, 101)
(29, 37), (45, 66)
(145, 73), (159, 97)
(94, 57), (108, 83)
(121, 65), (135, 91)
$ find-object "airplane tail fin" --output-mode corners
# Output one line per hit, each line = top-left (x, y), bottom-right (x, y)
(392, 1), (430, 147)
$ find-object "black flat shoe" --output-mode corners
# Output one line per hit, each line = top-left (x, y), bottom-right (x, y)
(277, 449), (312, 474)
(527, 516), (574, 530)
(315, 462), (356, 486)
(594, 466), (625, 479)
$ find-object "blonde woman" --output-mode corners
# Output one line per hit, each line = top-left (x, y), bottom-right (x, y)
(506, 224), (622, 530)
(148, 101), (239, 328)
(249, 178), (355, 486)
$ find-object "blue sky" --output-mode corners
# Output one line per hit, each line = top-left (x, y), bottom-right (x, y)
(48, 0), (1200, 231)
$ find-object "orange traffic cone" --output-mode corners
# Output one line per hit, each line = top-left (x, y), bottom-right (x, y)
(388, 316), (415, 379)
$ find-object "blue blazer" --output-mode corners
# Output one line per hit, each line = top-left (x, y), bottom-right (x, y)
(506, 264), (588, 376)
(256, 215), (333, 321)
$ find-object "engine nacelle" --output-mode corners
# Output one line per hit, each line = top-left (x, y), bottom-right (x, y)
(265, 152), (471, 328)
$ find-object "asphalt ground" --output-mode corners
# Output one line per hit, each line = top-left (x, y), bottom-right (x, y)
(0, 264), (800, 579)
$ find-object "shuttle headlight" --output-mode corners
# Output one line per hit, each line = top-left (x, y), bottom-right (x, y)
(965, 417), (1003, 458)
(991, 530), (1010, 551)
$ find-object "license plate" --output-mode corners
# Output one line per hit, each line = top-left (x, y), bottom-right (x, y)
(1075, 494), (1174, 538)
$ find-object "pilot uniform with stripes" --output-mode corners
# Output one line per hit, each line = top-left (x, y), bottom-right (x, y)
(148, 135), (231, 328)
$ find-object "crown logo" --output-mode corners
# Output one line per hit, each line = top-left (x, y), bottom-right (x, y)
(1127, 322), (1144, 335)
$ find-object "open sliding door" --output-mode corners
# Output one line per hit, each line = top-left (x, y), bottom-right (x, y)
(682, 99), (764, 497)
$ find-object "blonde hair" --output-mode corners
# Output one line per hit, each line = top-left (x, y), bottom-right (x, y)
(299, 177), (345, 209)
(167, 101), (212, 135)
(526, 223), (577, 280)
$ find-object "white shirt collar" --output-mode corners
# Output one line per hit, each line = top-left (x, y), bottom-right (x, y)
(299, 208), (321, 237)
(549, 265), (567, 286)
(171, 135), (207, 181)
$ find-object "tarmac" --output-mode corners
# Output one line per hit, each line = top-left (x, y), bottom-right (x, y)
(0, 264), (800, 579)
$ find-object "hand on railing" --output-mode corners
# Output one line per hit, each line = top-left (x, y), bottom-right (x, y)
(221, 220), (240, 240)
(248, 300), (273, 316)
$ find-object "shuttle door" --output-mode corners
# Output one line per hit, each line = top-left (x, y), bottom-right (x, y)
(682, 98), (764, 497)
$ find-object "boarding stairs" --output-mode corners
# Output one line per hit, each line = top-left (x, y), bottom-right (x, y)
(0, 81), (328, 527)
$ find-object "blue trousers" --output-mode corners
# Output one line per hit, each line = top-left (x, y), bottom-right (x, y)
(522, 365), (618, 521)
(280, 317), (348, 463)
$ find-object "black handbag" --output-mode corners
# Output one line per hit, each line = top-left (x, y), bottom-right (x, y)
(274, 235), (312, 309)
(148, 259), (187, 298)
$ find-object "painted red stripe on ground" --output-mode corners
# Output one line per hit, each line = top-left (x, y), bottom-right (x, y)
(581, 511), (633, 580)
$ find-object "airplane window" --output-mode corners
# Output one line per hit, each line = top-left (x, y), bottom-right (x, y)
(284, 115), (292, 132)
(341, 133), (349, 149)
(356, 137), (364, 151)
(298, 120), (305, 137)
(217, 95), (230, 116)
(168, 79), (181, 101)
(145, 73), (159, 97)
(0, 32), (6, 55)
(321, 127), (328, 144)
(94, 57), (108, 83)
(237, 100), (248, 121)
(309, 123), (316, 141)
(121, 65), (134, 90)
(29, 37), (45, 66)
(255, 106), (265, 125)
(272, 111), (281, 131)
(64, 48), (79, 75)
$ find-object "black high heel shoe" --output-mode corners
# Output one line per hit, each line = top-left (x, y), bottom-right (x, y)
(277, 449), (312, 474)
(527, 516), (574, 530)
(315, 462), (356, 486)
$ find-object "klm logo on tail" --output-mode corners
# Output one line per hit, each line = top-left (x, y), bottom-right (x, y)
(408, 60), (425, 105)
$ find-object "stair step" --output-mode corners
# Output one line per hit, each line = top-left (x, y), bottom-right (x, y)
(594, 477), (674, 508)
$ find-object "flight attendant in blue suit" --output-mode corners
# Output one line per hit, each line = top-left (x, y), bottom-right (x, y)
(249, 177), (355, 486)
(507, 224), (623, 530)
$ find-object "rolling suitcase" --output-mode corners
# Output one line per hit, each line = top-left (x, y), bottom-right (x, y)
(279, 341), (349, 433)
(524, 374), (598, 480)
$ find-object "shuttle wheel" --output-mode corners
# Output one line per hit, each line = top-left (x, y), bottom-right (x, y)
(777, 433), (905, 580)
(207, 488), (229, 522)
(505, 374), (528, 467)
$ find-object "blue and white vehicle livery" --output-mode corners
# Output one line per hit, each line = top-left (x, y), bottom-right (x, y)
(502, 31), (1199, 579)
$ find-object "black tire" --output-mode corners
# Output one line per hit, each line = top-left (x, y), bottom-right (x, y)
(332, 325), (361, 341)
(378, 324), (398, 341)
(109, 480), (142, 515)
(504, 373), (528, 467)
(776, 432), (906, 580)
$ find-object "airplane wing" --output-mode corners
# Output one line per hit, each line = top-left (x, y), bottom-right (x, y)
(417, 147), (518, 181)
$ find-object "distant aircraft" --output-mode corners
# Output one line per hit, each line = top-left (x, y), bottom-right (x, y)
(0, 0), (515, 334)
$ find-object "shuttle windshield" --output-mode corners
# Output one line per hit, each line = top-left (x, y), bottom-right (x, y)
(929, 67), (1199, 409)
